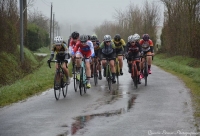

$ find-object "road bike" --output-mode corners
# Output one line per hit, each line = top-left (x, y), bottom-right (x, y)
(77, 56), (88, 96)
(141, 54), (153, 86)
(105, 57), (113, 91)
(48, 60), (69, 100)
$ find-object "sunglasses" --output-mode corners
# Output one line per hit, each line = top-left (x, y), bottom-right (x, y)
(131, 42), (136, 44)
(56, 44), (61, 46)
(92, 41), (96, 42)
(105, 41), (111, 43)
(81, 41), (86, 44)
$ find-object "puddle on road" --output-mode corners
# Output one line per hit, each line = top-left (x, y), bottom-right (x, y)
(70, 94), (137, 135)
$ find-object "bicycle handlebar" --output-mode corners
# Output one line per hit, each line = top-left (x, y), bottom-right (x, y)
(48, 60), (57, 68)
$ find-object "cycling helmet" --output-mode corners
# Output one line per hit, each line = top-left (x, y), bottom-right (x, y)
(128, 35), (133, 42)
(103, 35), (112, 41)
(87, 35), (92, 40)
(129, 35), (136, 43)
(71, 31), (79, 39)
(79, 34), (88, 42)
(133, 33), (140, 41)
(54, 36), (63, 45)
(91, 35), (97, 41)
(142, 34), (150, 41)
(114, 34), (121, 42)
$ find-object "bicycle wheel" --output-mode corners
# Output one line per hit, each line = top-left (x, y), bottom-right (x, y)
(132, 63), (138, 89)
(94, 62), (98, 86)
(144, 60), (148, 86)
(79, 67), (84, 96)
(62, 75), (68, 97)
(107, 65), (112, 91)
(73, 64), (78, 92)
(54, 71), (61, 100)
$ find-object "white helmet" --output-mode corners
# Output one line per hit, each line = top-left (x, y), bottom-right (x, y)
(133, 33), (140, 41)
(103, 35), (112, 41)
(54, 36), (63, 45)
(128, 35), (133, 42)
(129, 35), (136, 43)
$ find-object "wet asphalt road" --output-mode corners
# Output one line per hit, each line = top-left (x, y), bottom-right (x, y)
(0, 62), (198, 136)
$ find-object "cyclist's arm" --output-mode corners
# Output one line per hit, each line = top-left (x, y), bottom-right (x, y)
(88, 41), (95, 56)
(111, 41), (116, 49)
(120, 39), (126, 46)
(149, 40), (154, 53)
(73, 42), (80, 53)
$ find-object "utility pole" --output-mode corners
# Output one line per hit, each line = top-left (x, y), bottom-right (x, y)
(49, 3), (53, 50)
(53, 13), (55, 43)
(23, 0), (27, 47)
(20, 0), (24, 62)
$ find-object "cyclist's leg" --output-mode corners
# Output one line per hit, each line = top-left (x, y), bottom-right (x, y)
(101, 54), (107, 77)
(136, 60), (141, 84)
(75, 51), (82, 80)
(109, 54), (116, 83)
(84, 52), (92, 88)
(62, 62), (70, 84)
(117, 49), (124, 75)
(147, 51), (152, 74)
(127, 52), (132, 73)
(90, 58), (94, 78)
(98, 58), (102, 80)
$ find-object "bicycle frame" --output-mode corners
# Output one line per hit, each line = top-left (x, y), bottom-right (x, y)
(130, 57), (140, 89)
(78, 56), (88, 96)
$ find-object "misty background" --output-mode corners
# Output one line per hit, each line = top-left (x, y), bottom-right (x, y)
(28, 0), (164, 40)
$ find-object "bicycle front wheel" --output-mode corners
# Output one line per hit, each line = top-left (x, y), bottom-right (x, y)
(132, 64), (138, 89)
(144, 60), (148, 86)
(62, 76), (68, 98)
(73, 64), (78, 92)
(79, 67), (84, 96)
(54, 72), (61, 100)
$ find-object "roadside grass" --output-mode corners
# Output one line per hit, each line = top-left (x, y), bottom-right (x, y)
(0, 47), (72, 107)
(153, 53), (200, 123)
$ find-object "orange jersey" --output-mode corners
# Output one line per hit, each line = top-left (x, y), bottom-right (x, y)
(139, 39), (153, 46)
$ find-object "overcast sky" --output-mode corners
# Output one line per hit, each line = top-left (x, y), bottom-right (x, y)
(28, 0), (164, 39)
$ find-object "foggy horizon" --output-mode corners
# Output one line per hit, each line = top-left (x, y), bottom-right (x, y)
(28, 0), (164, 40)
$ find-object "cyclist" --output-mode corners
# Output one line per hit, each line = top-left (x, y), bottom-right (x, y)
(112, 34), (126, 75)
(47, 36), (70, 85)
(72, 34), (95, 88)
(125, 34), (142, 84)
(91, 35), (102, 80)
(139, 34), (154, 76)
(99, 35), (116, 84)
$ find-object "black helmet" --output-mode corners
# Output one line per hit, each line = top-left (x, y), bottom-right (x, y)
(80, 34), (88, 42)
(87, 35), (92, 40)
(114, 34), (121, 42)
(142, 34), (150, 41)
(71, 31), (79, 39)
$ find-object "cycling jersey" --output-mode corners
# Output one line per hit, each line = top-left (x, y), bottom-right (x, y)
(73, 40), (94, 58)
(51, 43), (67, 56)
(139, 39), (154, 52)
(69, 38), (78, 54)
(112, 39), (126, 49)
(99, 41), (115, 55)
